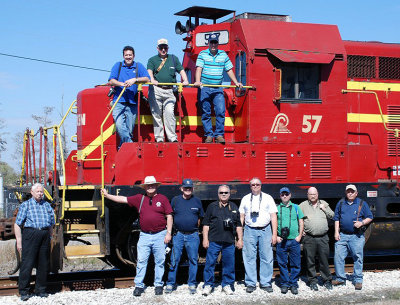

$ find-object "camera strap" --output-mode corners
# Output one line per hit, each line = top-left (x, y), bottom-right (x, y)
(279, 204), (292, 236)
(250, 192), (262, 213)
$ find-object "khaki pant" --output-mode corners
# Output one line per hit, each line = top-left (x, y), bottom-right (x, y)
(148, 85), (177, 142)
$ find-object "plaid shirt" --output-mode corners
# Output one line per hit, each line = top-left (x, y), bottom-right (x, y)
(15, 197), (55, 228)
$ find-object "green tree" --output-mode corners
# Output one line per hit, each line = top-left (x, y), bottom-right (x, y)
(0, 161), (19, 186)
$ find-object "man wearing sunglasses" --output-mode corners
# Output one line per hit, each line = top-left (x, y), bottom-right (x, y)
(101, 176), (173, 297)
(332, 184), (373, 290)
(202, 185), (243, 296)
(147, 38), (189, 143)
(276, 187), (304, 295)
(165, 178), (204, 294)
(239, 178), (277, 293)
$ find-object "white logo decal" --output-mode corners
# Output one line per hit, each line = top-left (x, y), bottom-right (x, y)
(270, 113), (291, 133)
(156, 201), (162, 207)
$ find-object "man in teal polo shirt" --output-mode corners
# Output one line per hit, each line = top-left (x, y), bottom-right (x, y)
(276, 187), (304, 295)
(194, 33), (242, 144)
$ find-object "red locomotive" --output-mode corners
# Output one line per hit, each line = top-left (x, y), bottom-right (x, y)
(14, 6), (400, 271)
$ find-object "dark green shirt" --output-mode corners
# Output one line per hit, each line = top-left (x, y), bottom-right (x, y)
(277, 201), (304, 240)
(147, 54), (183, 83)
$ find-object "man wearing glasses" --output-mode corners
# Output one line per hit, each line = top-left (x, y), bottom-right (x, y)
(194, 33), (243, 144)
(147, 38), (189, 143)
(276, 187), (304, 295)
(101, 176), (173, 297)
(202, 185), (243, 296)
(165, 178), (204, 294)
(299, 187), (334, 291)
(332, 184), (373, 290)
(239, 178), (277, 293)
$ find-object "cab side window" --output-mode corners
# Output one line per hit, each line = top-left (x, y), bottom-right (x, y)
(281, 64), (320, 100)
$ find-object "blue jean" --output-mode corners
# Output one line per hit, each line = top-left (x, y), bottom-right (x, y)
(203, 242), (235, 288)
(167, 231), (200, 287)
(199, 87), (225, 137)
(334, 233), (365, 283)
(276, 239), (301, 288)
(134, 230), (167, 288)
(112, 101), (137, 148)
(243, 225), (274, 287)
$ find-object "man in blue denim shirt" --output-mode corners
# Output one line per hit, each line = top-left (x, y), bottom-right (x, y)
(332, 184), (373, 290)
(109, 46), (150, 148)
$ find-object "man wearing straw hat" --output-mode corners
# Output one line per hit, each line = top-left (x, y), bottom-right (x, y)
(101, 176), (173, 297)
(194, 33), (243, 144)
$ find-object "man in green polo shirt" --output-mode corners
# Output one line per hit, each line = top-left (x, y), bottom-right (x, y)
(276, 187), (304, 295)
(147, 38), (189, 143)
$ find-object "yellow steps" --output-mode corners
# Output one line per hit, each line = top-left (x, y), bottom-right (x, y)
(65, 244), (104, 259)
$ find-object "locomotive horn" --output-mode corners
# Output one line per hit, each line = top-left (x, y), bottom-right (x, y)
(185, 20), (195, 32)
(175, 21), (187, 35)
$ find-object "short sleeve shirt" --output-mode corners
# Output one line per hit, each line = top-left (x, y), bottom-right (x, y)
(196, 49), (233, 85)
(147, 54), (183, 83)
(15, 198), (55, 228)
(108, 61), (150, 105)
(127, 193), (172, 232)
(202, 201), (242, 243)
(239, 192), (278, 227)
(277, 202), (304, 240)
(171, 195), (204, 232)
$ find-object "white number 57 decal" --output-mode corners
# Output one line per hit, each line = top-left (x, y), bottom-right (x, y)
(302, 115), (322, 133)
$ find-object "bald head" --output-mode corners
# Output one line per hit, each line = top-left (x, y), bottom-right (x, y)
(307, 187), (319, 204)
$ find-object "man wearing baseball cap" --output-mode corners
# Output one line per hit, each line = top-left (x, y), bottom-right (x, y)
(276, 187), (304, 295)
(332, 184), (373, 290)
(101, 176), (173, 297)
(165, 178), (204, 294)
(194, 32), (243, 144)
(147, 38), (189, 143)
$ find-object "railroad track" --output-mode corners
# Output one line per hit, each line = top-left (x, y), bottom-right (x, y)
(1, 259), (399, 297)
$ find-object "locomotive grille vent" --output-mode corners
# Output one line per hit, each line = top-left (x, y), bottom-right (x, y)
(196, 147), (209, 157)
(387, 105), (400, 156)
(347, 55), (376, 79)
(224, 147), (235, 157)
(379, 57), (400, 80)
(310, 152), (331, 179)
(265, 152), (287, 179)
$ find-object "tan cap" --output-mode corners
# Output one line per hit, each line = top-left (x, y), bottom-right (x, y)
(157, 38), (168, 46)
(345, 184), (357, 192)
(139, 176), (161, 188)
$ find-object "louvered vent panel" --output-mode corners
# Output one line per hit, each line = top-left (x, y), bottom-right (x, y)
(196, 147), (208, 157)
(379, 57), (400, 80)
(347, 55), (376, 79)
(310, 152), (331, 179)
(265, 152), (287, 179)
(387, 105), (400, 156)
(224, 147), (235, 157)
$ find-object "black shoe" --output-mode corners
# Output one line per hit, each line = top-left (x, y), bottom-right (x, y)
(260, 286), (273, 293)
(20, 294), (31, 301)
(281, 286), (288, 294)
(155, 286), (163, 295)
(36, 292), (49, 297)
(324, 281), (333, 290)
(290, 286), (298, 295)
(310, 283), (318, 291)
(332, 280), (345, 286)
(133, 287), (144, 297)
(246, 286), (256, 293)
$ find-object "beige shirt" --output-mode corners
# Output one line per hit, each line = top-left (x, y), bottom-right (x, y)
(299, 199), (334, 236)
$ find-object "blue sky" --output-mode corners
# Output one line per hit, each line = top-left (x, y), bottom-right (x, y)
(1, 0), (399, 171)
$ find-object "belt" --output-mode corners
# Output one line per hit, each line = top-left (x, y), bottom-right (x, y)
(26, 227), (49, 231)
(341, 231), (356, 235)
(141, 230), (163, 234)
(157, 85), (173, 90)
(306, 232), (327, 238)
(178, 230), (197, 235)
(246, 224), (269, 230)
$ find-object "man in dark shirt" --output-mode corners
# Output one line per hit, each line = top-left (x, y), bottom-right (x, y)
(332, 184), (373, 290)
(14, 183), (55, 301)
(202, 185), (243, 296)
(165, 178), (204, 294)
(101, 176), (173, 297)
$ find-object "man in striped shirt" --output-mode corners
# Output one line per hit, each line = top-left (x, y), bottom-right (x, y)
(194, 33), (242, 144)
(14, 183), (55, 301)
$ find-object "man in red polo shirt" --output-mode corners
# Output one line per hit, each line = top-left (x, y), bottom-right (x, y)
(101, 176), (173, 297)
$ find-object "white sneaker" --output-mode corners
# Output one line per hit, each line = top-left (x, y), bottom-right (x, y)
(202, 285), (212, 296)
(222, 285), (234, 295)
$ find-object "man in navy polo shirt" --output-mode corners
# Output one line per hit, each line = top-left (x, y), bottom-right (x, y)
(109, 46), (150, 148)
(165, 178), (204, 294)
(332, 184), (373, 290)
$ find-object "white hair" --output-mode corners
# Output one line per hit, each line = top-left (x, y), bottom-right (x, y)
(31, 183), (44, 192)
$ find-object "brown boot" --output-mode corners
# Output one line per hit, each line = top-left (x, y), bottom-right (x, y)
(332, 280), (345, 286)
(215, 136), (225, 144)
(355, 283), (362, 290)
(205, 136), (213, 143)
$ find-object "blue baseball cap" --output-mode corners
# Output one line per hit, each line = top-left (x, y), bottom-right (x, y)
(280, 187), (291, 194)
(182, 178), (193, 188)
(208, 33), (219, 43)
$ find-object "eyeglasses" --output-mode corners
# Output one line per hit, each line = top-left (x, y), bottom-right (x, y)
(183, 187), (193, 191)
(219, 192), (229, 195)
(251, 184), (261, 187)
(146, 184), (157, 188)
(280, 192), (290, 197)
(158, 45), (168, 50)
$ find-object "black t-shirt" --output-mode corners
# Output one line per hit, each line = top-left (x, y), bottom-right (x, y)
(202, 201), (242, 243)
